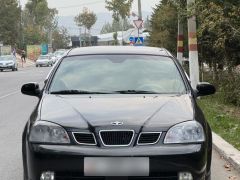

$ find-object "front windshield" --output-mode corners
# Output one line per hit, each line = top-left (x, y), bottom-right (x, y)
(55, 51), (65, 56)
(49, 55), (186, 94)
(39, 56), (49, 59)
(0, 56), (14, 61)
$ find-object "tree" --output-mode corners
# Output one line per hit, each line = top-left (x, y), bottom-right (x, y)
(52, 27), (70, 50)
(25, 0), (58, 29)
(101, 22), (113, 34)
(0, 0), (20, 45)
(23, 0), (58, 46)
(105, 0), (134, 45)
(75, 7), (97, 46)
(23, 25), (48, 45)
(149, 0), (178, 54)
(144, 16), (151, 32)
(105, 0), (133, 21)
(100, 19), (134, 34)
(195, 1), (240, 69)
(113, 32), (119, 45)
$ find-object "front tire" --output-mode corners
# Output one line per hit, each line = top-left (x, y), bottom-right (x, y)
(205, 171), (211, 180)
(206, 124), (212, 180)
(22, 124), (28, 180)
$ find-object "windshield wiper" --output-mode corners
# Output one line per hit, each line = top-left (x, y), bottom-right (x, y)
(50, 90), (111, 94)
(113, 90), (160, 94)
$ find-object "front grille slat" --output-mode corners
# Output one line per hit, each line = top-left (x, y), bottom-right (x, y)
(72, 132), (96, 145)
(100, 130), (134, 146)
(138, 132), (161, 145)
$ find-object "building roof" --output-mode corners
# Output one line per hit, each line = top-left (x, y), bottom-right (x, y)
(67, 46), (172, 57)
(97, 28), (150, 43)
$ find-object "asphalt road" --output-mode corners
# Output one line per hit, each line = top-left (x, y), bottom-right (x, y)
(0, 66), (239, 180)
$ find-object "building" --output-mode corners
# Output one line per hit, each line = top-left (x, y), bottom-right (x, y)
(97, 28), (150, 46)
(71, 35), (98, 47)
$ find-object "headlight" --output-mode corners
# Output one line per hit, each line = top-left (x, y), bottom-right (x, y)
(29, 121), (70, 144)
(7, 62), (14, 65)
(164, 121), (205, 144)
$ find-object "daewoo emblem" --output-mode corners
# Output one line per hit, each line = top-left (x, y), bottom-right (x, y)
(111, 121), (123, 126)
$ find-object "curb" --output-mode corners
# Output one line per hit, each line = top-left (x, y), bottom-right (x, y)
(213, 132), (240, 173)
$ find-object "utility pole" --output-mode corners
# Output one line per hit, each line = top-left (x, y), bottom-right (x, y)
(18, 0), (24, 50)
(187, 0), (199, 89)
(49, 29), (53, 52)
(138, 0), (142, 20)
(177, 18), (184, 65)
(79, 27), (82, 47)
(121, 19), (124, 46)
(136, 0), (143, 39)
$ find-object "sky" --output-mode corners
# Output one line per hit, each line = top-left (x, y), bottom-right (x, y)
(20, 0), (160, 16)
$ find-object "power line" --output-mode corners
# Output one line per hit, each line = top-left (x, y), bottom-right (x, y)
(57, 0), (103, 9)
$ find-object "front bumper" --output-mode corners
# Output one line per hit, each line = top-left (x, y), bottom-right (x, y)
(26, 143), (207, 180)
(36, 61), (50, 66)
(0, 65), (15, 70)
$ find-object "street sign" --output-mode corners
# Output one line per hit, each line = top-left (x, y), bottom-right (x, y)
(129, 37), (134, 42)
(129, 36), (135, 45)
(134, 37), (144, 46)
(133, 20), (143, 29)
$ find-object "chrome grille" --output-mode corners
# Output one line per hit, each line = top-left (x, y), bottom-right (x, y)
(99, 130), (134, 146)
(72, 132), (96, 145)
(137, 132), (161, 145)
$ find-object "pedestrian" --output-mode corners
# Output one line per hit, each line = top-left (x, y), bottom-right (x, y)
(21, 50), (26, 63)
(12, 48), (16, 57)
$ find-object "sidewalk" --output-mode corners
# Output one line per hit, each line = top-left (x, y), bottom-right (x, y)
(16, 54), (35, 68)
(213, 132), (240, 173)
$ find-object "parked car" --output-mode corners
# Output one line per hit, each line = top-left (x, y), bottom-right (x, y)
(22, 46), (215, 180)
(0, 55), (18, 71)
(36, 55), (53, 67)
(51, 50), (67, 64)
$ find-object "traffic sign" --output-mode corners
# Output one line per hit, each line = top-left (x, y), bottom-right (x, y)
(133, 20), (143, 29)
(134, 37), (144, 46)
(129, 37), (134, 42)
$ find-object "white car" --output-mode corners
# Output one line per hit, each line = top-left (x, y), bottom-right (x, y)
(51, 50), (68, 64)
(0, 55), (18, 71)
(36, 55), (53, 67)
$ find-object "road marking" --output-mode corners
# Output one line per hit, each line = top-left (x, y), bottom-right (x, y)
(0, 90), (19, 100)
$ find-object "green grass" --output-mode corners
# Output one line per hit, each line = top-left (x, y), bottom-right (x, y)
(197, 97), (240, 151)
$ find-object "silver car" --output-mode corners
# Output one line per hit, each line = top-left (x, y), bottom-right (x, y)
(0, 55), (18, 71)
(51, 50), (67, 64)
(36, 55), (53, 67)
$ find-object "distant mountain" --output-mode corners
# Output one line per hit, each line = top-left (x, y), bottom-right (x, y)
(57, 11), (152, 36)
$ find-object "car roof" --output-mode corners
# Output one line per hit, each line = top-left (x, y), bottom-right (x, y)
(67, 46), (173, 57)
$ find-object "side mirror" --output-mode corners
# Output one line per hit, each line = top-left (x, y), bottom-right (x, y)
(196, 82), (216, 97)
(21, 82), (41, 97)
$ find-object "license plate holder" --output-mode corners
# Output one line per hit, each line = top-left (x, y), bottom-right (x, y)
(84, 157), (149, 176)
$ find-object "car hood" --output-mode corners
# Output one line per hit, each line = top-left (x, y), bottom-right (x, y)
(0, 60), (14, 64)
(37, 59), (49, 61)
(40, 94), (194, 131)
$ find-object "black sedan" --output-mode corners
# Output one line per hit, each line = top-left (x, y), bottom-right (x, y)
(21, 46), (215, 180)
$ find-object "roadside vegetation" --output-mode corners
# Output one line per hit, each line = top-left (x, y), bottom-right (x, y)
(149, 0), (240, 149)
(198, 96), (240, 150)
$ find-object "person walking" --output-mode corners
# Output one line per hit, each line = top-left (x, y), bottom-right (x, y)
(12, 48), (16, 57)
(21, 50), (26, 63)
